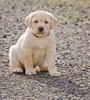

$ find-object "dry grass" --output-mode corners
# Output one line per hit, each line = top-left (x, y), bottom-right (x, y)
(6, 0), (90, 10)
(46, 0), (90, 9)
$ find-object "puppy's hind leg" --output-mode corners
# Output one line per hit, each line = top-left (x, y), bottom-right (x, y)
(9, 45), (23, 73)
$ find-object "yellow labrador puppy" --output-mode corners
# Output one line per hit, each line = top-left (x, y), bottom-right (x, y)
(9, 10), (61, 76)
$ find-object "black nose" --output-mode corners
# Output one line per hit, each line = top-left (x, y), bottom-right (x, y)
(38, 27), (44, 32)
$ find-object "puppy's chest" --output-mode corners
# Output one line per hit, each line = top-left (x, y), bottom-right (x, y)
(32, 46), (46, 66)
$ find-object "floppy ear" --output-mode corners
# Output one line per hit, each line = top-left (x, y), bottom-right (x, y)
(50, 13), (58, 29)
(25, 12), (34, 28)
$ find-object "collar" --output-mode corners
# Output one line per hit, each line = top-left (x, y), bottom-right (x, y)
(32, 32), (50, 38)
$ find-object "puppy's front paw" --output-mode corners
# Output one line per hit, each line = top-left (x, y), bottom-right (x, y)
(10, 67), (23, 73)
(26, 69), (36, 75)
(49, 71), (61, 76)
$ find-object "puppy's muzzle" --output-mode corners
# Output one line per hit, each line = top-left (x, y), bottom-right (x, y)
(38, 26), (44, 32)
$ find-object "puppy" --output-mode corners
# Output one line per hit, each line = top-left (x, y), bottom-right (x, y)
(9, 10), (61, 76)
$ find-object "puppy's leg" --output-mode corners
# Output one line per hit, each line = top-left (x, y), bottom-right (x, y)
(9, 45), (23, 73)
(23, 50), (36, 75)
(46, 50), (61, 76)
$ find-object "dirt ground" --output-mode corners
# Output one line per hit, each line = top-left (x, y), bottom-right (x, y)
(0, 0), (90, 100)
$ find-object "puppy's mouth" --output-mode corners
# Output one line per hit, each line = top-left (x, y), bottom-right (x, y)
(33, 32), (50, 38)
(37, 31), (45, 35)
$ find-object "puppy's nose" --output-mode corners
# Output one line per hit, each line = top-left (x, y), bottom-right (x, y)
(38, 27), (44, 32)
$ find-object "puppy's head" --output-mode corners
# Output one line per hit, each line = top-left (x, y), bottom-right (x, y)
(25, 10), (58, 37)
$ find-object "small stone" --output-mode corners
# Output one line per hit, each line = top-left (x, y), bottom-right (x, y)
(3, 35), (7, 38)
(11, 4), (16, 9)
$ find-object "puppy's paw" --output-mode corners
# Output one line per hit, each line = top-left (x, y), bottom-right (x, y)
(26, 69), (37, 75)
(49, 71), (61, 76)
(35, 66), (40, 72)
(9, 67), (23, 73)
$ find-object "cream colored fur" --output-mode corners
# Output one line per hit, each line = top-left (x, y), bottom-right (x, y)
(9, 10), (61, 76)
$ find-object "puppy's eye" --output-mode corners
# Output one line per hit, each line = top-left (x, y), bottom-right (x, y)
(45, 21), (48, 24)
(34, 20), (38, 23)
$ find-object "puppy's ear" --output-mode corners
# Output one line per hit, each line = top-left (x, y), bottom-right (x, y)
(50, 14), (58, 29)
(25, 12), (34, 28)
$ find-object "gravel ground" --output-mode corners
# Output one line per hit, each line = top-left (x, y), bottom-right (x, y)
(0, 0), (90, 100)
